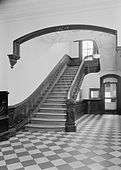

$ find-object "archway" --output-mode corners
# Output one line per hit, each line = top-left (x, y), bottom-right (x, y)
(7, 24), (117, 68)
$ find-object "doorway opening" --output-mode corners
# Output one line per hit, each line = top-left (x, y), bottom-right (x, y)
(82, 40), (94, 60)
(103, 77), (118, 111)
(74, 40), (100, 61)
(103, 78), (117, 111)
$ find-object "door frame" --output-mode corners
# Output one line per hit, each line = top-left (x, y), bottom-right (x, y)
(100, 74), (121, 114)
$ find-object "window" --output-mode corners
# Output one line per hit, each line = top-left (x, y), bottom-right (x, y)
(82, 41), (93, 60)
(90, 88), (100, 99)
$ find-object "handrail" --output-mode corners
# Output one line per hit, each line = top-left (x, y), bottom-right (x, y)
(65, 58), (100, 132)
(67, 58), (100, 101)
(8, 54), (71, 128)
(67, 59), (85, 100)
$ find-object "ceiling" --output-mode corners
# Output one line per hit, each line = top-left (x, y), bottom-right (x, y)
(0, 0), (121, 22)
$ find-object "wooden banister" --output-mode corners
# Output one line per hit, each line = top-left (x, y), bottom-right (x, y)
(67, 60), (85, 100)
(65, 58), (100, 132)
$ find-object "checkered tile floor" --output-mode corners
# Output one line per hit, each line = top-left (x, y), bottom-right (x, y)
(0, 114), (121, 170)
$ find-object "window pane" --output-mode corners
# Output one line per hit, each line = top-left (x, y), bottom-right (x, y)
(104, 81), (117, 110)
(110, 84), (116, 98)
(82, 40), (93, 59)
(105, 92), (111, 98)
(105, 83), (116, 98)
(105, 99), (111, 103)
(90, 90), (99, 98)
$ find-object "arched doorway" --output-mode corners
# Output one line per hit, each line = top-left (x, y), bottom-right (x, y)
(100, 74), (121, 114)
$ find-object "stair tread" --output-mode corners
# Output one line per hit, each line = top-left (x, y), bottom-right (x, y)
(59, 80), (74, 81)
(33, 112), (66, 115)
(42, 103), (66, 105)
(49, 93), (67, 95)
(46, 97), (67, 99)
(50, 92), (67, 93)
(31, 118), (66, 121)
(51, 90), (67, 94)
(45, 99), (66, 101)
(39, 107), (66, 110)
(26, 124), (65, 128)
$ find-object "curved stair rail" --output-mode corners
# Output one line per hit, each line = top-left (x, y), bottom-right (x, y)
(65, 58), (100, 132)
(65, 60), (85, 132)
(8, 54), (71, 131)
(67, 60), (85, 100)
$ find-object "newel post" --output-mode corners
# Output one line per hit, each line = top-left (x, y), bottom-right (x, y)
(65, 99), (76, 132)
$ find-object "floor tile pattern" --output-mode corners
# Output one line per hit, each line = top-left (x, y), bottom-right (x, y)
(0, 114), (121, 170)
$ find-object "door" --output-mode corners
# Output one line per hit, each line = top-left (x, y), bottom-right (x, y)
(104, 82), (117, 111)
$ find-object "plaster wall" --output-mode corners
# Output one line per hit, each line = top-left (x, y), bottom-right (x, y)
(81, 73), (100, 99)
(8, 40), (69, 105)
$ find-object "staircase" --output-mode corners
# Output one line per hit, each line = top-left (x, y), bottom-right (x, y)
(26, 65), (79, 131)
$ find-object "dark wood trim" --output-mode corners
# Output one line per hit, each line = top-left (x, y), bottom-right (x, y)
(79, 41), (82, 61)
(16, 25), (117, 44)
(0, 91), (9, 141)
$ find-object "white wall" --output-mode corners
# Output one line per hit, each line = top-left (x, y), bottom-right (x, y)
(8, 39), (69, 105)
(0, 22), (9, 91)
(81, 73), (100, 99)
(116, 48), (121, 72)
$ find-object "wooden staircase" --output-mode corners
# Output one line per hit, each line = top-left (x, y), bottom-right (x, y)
(25, 65), (79, 131)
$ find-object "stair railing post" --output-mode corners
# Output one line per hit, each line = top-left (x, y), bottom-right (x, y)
(65, 99), (76, 132)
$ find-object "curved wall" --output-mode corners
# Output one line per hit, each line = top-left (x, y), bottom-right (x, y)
(8, 39), (70, 105)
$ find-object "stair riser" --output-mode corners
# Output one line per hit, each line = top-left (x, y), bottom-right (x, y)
(58, 80), (73, 82)
(30, 120), (65, 126)
(49, 92), (67, 95)
(64, 71), (78, 74)
(57, 82), (72, 85)
(52, 87), (69, 90)
(39, 109), (66, 113)
(53, 86), (70, 89)
(54, 85), (70, 89)
(55, 82), (70, 85)
(60, 77), (74, 80)
(44, 100), (66, 104)
(65, 69), (78, 71)
(51, 90), (68, 93)
(47, 96), (67, 99)
(26, 126), (65, 131)
(40, 104), (66, 108)
(55, 83), (71, 86)
(61, 75), (75, 77)
(33, 114), (66, 119)
(48, 94), (67, 97)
